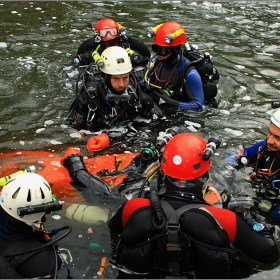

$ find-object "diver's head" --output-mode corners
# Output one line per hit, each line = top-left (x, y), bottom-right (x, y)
(0, 173), (53, 226)
(267, 108), (280, 152)
(147, 21), (187, 61)
(93, 18), (128, 52)
(160, 133), (211, 197)
(100, 46), (132, 95)
(93, 18), (121, 43)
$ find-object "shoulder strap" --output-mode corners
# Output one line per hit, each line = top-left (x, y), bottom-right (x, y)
(160, 200), (206, 275)
(160, 199), (206, 222)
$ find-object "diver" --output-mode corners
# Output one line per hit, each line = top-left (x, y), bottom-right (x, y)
(226, 107), (280, 222)
(0, 173), (72, 279)
(143, 21), (219, 110)
(108, 132), (280, 279)
(76, 18), (151, 68)
(66, 46), (163, 135)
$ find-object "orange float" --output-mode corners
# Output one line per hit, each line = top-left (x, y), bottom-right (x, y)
(0, 149), (138, 202)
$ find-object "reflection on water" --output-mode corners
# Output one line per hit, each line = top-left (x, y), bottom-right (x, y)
(1, 1), (280, 278)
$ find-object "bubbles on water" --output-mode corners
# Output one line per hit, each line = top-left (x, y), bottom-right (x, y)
(70, 132), (83, 138)
(19, 141), (25, 146)
(184, 120), (201, 128)
(224, 128), (244, 136)
(49, 140), (62, 145)
(235, 65), (245, 70)
(242, 96), (251, 101)
(35, 128), (45, 134)
(220, 110), (230, 115)
(44, 120), (54, 126)
(0, 42), (7, 48)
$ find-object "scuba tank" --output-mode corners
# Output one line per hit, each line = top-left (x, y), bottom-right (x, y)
(65, 204), (110, 225)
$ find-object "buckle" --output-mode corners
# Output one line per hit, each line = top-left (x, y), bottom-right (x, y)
(167, 222), (180, 231)
(166, 244), (181, 251)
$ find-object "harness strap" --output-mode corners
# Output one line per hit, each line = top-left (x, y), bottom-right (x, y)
(160, 200), (206, 275)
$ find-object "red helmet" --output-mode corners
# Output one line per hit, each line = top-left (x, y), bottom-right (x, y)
(154, 21), (187, 47)
(161, 133), (211, 180)
(94, 18), (121, 42)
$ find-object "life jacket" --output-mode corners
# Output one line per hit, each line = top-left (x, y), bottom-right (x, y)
(113, 195), (236, 279)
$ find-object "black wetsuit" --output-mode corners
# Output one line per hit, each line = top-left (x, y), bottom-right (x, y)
(108, 194), (280, 279)
(77, 37), (151, 67)
(0, 207), (62, 279)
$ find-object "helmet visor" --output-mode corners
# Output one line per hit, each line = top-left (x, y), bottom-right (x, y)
(152, 44), (172, 56)
(99, 27), (119, 38)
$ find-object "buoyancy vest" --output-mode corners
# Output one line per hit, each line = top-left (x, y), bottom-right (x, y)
(113, 197), (236, 279)
(148, 51), (219, 105)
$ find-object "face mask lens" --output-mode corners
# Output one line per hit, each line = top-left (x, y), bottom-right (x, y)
(152, 44), (171, 56)
(99, 27), (118, 38)
(106, 93), (130, 103)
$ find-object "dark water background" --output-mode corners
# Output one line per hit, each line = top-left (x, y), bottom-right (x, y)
(1, 1), (280, 278)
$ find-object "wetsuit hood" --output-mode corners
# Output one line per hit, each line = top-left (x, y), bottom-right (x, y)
(105, 74), (126, 95)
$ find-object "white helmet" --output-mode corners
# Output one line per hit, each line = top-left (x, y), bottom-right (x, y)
(100, 46), (132, 75)
(0, 173), (53, 224)
(271, 108), (280, 128)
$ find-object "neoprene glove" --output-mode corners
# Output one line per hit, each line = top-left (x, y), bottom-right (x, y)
(153, 90), (179, 107)
(86, 132), (110, 154)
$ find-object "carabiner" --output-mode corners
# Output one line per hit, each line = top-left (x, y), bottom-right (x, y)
(87, 104), (97, 122)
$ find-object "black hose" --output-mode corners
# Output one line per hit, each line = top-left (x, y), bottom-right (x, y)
(52, 244), (58, 279)
(138, 166), (159, 198)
